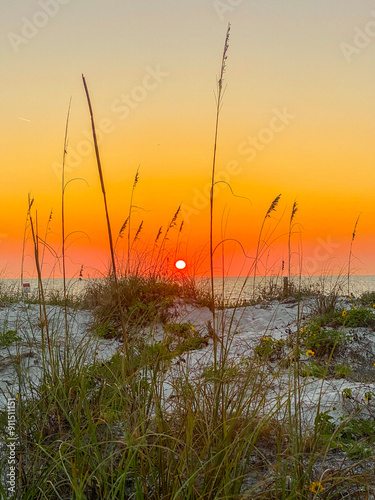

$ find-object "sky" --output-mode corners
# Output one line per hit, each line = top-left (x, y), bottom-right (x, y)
(1, 0), (375, 279)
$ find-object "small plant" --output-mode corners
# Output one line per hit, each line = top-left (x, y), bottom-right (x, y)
(301, 361), (326, 378)
(254, 335), (285, 360)
(302, 322), (347, 357)
(359, 291), (375, 308)
(91, 322), (119, 339)
(336, 417), (375, 459)
(364, 391), (373, 403)
(164, 322), (196, 339)
(341, 307), (375, 328)
(0, 329), (21, 347)
(334, 362), (352, 379)
(342, 387), (352, 399)
(314, 410), (335, 435)
(139, 341), (174, 368)
(345, 442), (373, 459)
(164, 322), (208, 355)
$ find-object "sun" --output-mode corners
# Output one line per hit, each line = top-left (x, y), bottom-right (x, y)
(175, 260), (186, 270)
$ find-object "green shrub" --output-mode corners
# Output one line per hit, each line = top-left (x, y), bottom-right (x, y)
(84, 276), (180, 329)
(314, 410), (335, 436)
(164, 322), (196, 339)
(84, 275), (212, 331)
(359, 291), (375, 308)
(302, 322), (347, 357)
(311, 309), (342, 328)
(339, 418), (375, 442)
(341, 308), (375, 328)
(336, 418), (375, 459)
(0, 329), (21, 346)
(164, 322), (208, 355)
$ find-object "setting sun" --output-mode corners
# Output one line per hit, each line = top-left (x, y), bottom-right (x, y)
(175, 260), (186, 270)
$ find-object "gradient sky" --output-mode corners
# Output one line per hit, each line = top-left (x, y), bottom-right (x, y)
(1, 0), (375, 278)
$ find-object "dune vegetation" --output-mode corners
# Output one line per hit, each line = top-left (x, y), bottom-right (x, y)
(1, 25), (375, 500)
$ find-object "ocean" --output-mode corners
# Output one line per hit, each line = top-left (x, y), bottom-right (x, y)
(1, 275), (375, 302)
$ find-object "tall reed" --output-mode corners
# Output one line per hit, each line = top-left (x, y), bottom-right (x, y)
(288, 200), (298, 289)
(61, 97), (72, 373)
(28, 196), (55, 386)
(82, 75), (129, 359)
(209, 23), (231, 376)
(127, 166), (140, 274)
(348, 213), (360, 296)
(253, 193), (281, 299)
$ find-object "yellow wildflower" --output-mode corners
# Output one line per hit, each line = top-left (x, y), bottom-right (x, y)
(342, 310), (347, 317)
(309, 481), (324, 493)
(306, 350), (315, 357)
(190, 325), (195, 331)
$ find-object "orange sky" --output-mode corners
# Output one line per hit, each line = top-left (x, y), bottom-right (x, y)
(2, 0), (375, 278)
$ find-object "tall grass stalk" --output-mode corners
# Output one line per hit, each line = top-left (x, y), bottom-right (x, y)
(61, 97), (72, 373)
(82, 75), (129, 360)
(155, 205), (181, 276)
(28, 197), (55, 386)
(253, 194), (281, 299)
(209, 23), (230, 378)
(288, 200), (298, 289)
(127, 166), (140, 274)
(348, 213), (360, 296)
(20, 196), (34, 292)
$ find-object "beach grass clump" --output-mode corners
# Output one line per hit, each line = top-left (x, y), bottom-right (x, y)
(2, 288), (375, 498)
(4, 336), (283, 499)
(84, 275), (211, 334)
(359, 291), (375, 308)
(0, 281), (22, 306)
(83, 275), (180, 331)
(311, 289), (341, 317)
